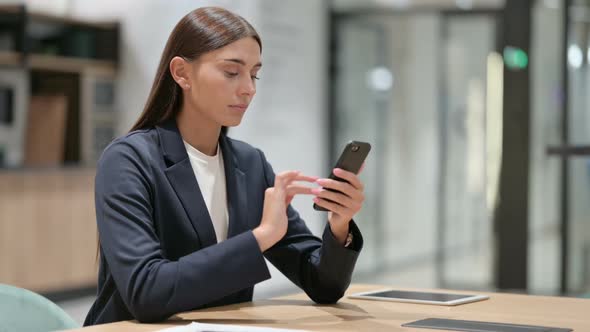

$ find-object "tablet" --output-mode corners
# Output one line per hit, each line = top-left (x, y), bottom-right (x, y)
(348, 289), (489, 306)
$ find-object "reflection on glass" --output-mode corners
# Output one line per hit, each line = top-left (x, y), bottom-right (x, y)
(568, 44), (584, 69)
(485, 52), (503, 212)
(367, 67), (394, 92)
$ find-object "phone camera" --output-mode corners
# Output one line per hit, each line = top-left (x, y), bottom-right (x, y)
(351, 145), (359, 152)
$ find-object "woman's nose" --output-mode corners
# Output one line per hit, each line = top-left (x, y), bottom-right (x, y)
(239, 77), (256, 96)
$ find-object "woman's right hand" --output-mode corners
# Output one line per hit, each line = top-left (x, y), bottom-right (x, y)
(253, 170), (316, 252)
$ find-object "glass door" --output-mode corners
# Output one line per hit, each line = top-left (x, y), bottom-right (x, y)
(332, 1), (588, 295)
(565, 0), (590, 295)
(333, 10), (500, 289)
(543, 0), (590, 296)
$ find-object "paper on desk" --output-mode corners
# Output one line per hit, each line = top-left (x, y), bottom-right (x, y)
(157, 322), (310, 332)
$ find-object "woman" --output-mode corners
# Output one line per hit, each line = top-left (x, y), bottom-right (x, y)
(84, 6), (365, 325)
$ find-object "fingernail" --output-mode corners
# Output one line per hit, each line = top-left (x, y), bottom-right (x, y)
(316, 179), (326, 184)
(313, 197), (319, 203)
(311, 188), (322, 194)
(334, 168), (342, 174)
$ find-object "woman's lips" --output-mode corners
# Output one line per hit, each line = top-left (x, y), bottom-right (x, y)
(229, 104), (248, 112)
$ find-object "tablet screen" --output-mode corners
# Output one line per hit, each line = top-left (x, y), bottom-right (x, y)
(365, 290), (473, 302)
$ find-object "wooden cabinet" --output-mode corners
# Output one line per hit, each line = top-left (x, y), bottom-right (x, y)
(0, 4), (117, 295)
(0, 169), (97, 293)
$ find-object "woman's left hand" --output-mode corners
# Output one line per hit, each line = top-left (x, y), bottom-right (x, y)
(312, 166), (365, 244)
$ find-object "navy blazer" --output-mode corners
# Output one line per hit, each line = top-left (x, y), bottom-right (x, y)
(84, 119), (363, 325)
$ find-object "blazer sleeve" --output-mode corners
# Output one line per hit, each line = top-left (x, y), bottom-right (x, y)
(95, 141), (271, 323)
(257, 149), (363, 304)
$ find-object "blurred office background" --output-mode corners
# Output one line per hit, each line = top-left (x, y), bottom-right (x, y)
(0, 0), (589, 326)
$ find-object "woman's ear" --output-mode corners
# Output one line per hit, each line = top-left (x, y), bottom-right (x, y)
(170, 56), (191, 90)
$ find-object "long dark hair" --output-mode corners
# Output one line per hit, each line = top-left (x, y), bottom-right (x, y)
(129, 6), (262, 132)
(97, 7), (261, 262)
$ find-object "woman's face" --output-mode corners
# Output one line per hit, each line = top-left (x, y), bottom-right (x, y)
(184, 37), (262, 127)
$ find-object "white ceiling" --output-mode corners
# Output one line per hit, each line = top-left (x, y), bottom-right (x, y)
(332, 0), (506, 12)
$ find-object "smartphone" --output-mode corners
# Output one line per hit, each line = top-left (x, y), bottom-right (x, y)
(313, 141), (371, 211)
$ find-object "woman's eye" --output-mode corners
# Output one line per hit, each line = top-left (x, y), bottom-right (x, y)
(224, 71), (238, 78)
(251, 75), (260, 80)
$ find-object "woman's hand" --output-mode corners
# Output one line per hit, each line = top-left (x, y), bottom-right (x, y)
(253, 171), (316, 252)
(312, 167), (365, 245)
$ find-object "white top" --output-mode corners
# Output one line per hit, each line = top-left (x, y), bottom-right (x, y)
(183, 141), (229, 243)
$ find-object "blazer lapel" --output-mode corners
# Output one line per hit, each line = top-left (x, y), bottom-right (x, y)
(219, 134), (249, 238)
(156, 120), (217, 248)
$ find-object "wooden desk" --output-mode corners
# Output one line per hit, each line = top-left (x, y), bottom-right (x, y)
(68, 284), (590, 331)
